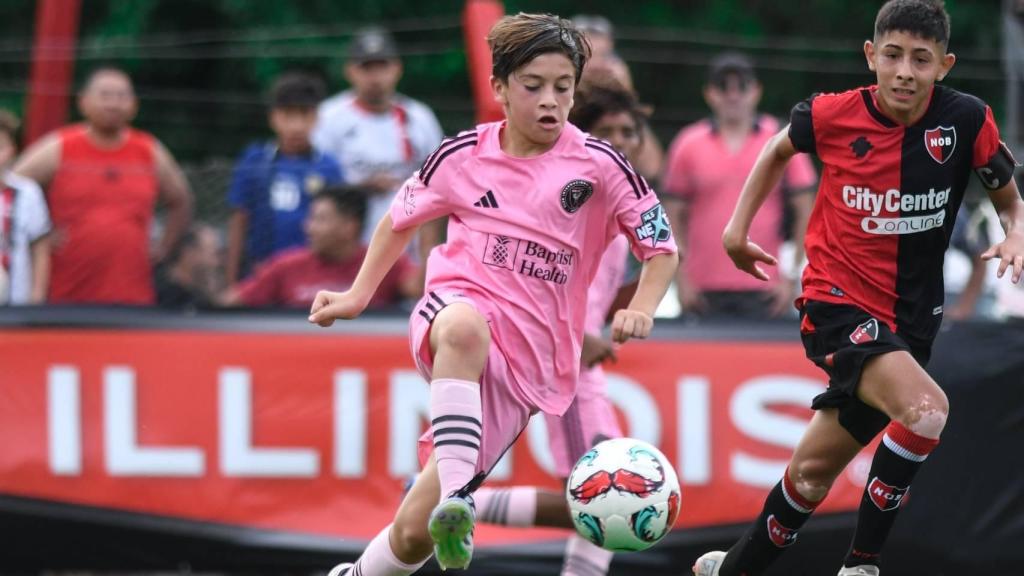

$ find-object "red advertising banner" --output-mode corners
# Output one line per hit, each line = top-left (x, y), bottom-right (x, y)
(0, 329), (878, 544)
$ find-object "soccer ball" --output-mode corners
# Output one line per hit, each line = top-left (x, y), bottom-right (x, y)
(566, 438), (682, 552)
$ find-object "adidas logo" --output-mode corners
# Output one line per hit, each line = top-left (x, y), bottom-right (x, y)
(473, 190), (499, 208)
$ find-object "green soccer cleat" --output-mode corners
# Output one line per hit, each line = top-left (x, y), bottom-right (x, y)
(428, 494), (476, 570)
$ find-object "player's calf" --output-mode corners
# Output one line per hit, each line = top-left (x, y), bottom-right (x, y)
(842, 420), (939, 570)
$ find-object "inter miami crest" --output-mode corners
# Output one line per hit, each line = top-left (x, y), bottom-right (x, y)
(924, 126), (956, 164)
(849, 318), (879, 345)
(560, 179), (594, 213)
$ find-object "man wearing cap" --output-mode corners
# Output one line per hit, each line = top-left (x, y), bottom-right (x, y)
(313, 26), (443, 244)
(225, 71), (344, 286)
(663, 52), (818, 320)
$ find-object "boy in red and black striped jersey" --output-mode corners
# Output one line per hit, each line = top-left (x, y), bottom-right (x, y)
(694, 2), (1024, 576)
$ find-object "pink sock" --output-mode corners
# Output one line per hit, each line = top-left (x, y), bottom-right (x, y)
(474, 486), (538, 527)
(561, 533), (613, 576)
(349, 525), (427, 576)
(430, 378), (482, 499)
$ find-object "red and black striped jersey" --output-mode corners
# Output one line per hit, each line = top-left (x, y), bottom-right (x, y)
(789, 84), (1016, 343)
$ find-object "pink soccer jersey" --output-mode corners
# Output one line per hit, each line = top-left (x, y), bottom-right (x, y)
(390, 121), (675, 415)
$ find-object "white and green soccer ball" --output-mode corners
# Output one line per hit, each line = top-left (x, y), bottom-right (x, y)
(566, 438), (682, 552)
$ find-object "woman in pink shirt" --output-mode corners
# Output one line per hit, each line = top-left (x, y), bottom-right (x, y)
(310, 13), (678, 575)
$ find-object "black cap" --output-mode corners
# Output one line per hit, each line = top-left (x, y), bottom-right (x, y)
(707, 51), (757, 87)
(347, 27), (399, 63)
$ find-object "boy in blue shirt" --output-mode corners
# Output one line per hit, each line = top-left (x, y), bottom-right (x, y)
(226, 71), (344, 285)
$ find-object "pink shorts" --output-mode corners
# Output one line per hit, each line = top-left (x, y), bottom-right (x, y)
(544, 365), (623, 477)
(411, 289), (537, 477)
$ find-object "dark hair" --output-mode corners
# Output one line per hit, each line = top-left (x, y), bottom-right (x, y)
(314, 185), (368, 224)
(569, 78), (644, 134)
(487, 13), (591, 83)
(0, 109), (20, 145)
(269, 71), (326, 109)
(80, 65), (133, 93)
(875, 0), (950, 47)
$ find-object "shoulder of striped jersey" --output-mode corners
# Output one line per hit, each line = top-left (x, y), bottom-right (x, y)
(583, 136), (652, 200)
(808, 86), (873, 116)
(418, 129), (479, 186)
(933, 85), (987, 122)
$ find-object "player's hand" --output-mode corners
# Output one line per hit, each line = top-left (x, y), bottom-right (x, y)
(723, 229), (777, 282)
(981, 230), (1024, 284)
(308, 290), (368, 327)
(766, 278), (796, 318)
(581, 332), (617, 368)
(611, 309), (654, 343)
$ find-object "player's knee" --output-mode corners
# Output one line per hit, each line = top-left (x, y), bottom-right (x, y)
(434, 308), (490, 357)
(789, 459), (837, 503)
(390, 518), (433, 559)
(895, 390), (949, 438)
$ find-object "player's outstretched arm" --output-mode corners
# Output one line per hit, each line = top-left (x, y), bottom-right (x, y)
(722, 127), (799, 281)
(308, 212), (417, 326)
(981, 180), (1024, 284)
(611, 252), (678, 343)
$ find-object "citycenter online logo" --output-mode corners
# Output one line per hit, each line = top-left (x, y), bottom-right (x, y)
(842, 185), (951, 235)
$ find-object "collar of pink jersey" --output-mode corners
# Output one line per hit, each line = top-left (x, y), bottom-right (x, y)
(490, 119), (575, 160)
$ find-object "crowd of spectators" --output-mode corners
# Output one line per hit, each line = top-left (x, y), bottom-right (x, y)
(0, 18), (1016, 322)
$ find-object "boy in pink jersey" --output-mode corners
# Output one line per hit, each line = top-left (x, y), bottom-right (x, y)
(309, 13), (677, 576)
(470, 79), (647, 576)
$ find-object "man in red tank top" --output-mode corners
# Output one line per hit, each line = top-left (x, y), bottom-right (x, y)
(14, 66), (193, 305)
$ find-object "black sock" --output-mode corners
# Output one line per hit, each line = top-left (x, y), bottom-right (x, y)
(720, 468), (820, 576)
(844, 421), (938, 568)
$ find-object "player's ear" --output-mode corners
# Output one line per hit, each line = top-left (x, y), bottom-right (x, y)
(490, 75), (508, 107)
(863, 40), (877, 72)
(937, 51), (956, 81)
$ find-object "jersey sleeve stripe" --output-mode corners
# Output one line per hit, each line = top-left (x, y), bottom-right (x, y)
(422, 139), (477, 185)
(419, 131), (478, 177)
(585, 140), (646, 199)
(586, 137), (649, 195)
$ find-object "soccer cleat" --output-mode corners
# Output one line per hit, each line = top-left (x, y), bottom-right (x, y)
(837, 565), (880, 576)
(428, 494), (476, 570)
(326, 562), (353, 576)
(692, 550), (726, 576)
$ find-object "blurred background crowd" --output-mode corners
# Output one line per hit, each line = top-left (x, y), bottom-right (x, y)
(1, 0), (1022, 323)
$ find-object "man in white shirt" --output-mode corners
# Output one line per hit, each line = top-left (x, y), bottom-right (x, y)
(0, 110), (50, 304)
(313, 27), (443, 244)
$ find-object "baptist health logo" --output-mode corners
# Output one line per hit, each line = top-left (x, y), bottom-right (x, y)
(842, 185), (950, 235)
(483, 234), (574, 285)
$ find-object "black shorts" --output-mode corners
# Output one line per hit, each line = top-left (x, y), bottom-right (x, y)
(799, 300), (933, 445)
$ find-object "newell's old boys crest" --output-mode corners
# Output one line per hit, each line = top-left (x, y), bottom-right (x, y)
(635, 204), (671, 247)
(560, 179), (594, 213)
(924, 126), (956, 164)
(849, 318), (879, 344)
(767, 515), (799, 548)
(868, 477), (909, 511)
